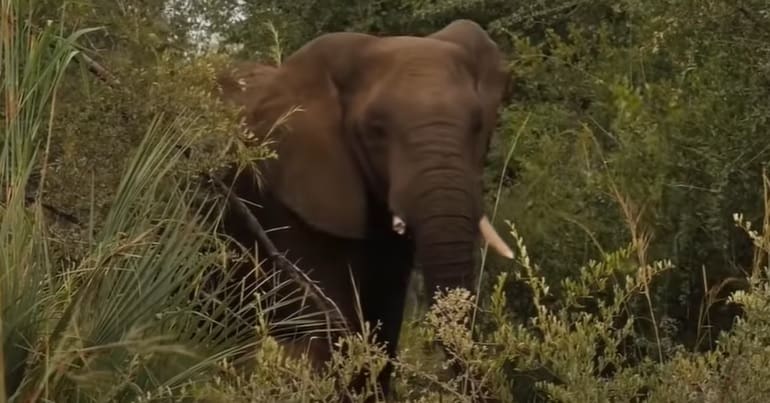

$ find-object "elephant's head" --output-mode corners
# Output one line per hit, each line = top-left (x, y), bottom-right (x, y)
(218, 19), (513, 297)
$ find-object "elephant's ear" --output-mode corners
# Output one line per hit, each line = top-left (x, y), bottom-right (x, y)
(217, 61), (280, 114)
(219, 33), (376, 239)
(428, 20), (510, 143)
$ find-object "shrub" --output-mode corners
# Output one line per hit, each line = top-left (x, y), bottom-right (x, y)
(5, 1), (770, 402)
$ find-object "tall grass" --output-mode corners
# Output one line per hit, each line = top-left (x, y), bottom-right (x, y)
(1, 2), (322, 401)
(1, 0), (92, 398)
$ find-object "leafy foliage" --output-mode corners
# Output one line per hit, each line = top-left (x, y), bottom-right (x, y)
(486, 0), (770, 353)
(4, 0), (770, 401)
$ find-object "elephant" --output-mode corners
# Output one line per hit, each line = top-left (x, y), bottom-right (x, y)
(213, 19), (514, 399)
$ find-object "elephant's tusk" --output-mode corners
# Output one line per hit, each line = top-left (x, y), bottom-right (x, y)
(479, 215), (514, 259)
(392, 216), (407, 235)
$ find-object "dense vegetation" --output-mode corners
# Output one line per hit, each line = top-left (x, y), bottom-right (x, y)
(2, 0), (770, 401)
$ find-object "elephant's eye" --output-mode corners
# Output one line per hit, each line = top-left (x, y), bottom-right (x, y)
(470, 108), (483, 135)
(363, 107), (390, 140)
(367, 120), (387, 140)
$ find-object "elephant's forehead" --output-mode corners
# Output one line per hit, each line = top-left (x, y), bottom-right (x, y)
(364, 39), (470, 84)
(370, 36), (463, 60)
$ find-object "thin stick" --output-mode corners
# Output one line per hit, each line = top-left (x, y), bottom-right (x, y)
(75, 51), (120, 85)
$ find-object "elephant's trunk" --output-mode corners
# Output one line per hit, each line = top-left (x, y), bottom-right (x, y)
(415, 220), (476, 295)
(408, 172), (480, 297)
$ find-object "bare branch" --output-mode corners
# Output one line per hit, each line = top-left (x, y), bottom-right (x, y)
(207, 174), (352, 334)
(76, 51), (121, 85)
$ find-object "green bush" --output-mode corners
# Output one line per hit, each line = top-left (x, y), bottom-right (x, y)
(483, 0), (770, 354)
(4, 0), (770, 402)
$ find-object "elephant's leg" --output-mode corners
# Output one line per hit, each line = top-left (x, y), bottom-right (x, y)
(217, 169), (367, 370)
(352, 228), (414, 399)
(252, 201), (368, 365)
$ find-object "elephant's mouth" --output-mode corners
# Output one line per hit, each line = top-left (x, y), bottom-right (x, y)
(391, 214), (513, 259)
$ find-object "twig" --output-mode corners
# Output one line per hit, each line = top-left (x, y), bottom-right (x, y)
(44, 38), (120, 86)
(75, 51), (120, 85)
(24, 196), (80, 224)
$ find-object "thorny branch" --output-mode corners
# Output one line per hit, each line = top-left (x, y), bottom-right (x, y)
(208, 174), (351, 333)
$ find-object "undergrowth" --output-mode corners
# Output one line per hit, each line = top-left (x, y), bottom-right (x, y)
(4, 0), (770, 402)
(184, 172), (770, 403)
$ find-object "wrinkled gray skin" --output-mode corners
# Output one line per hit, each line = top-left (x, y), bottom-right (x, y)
(215, 19), (511, 400)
